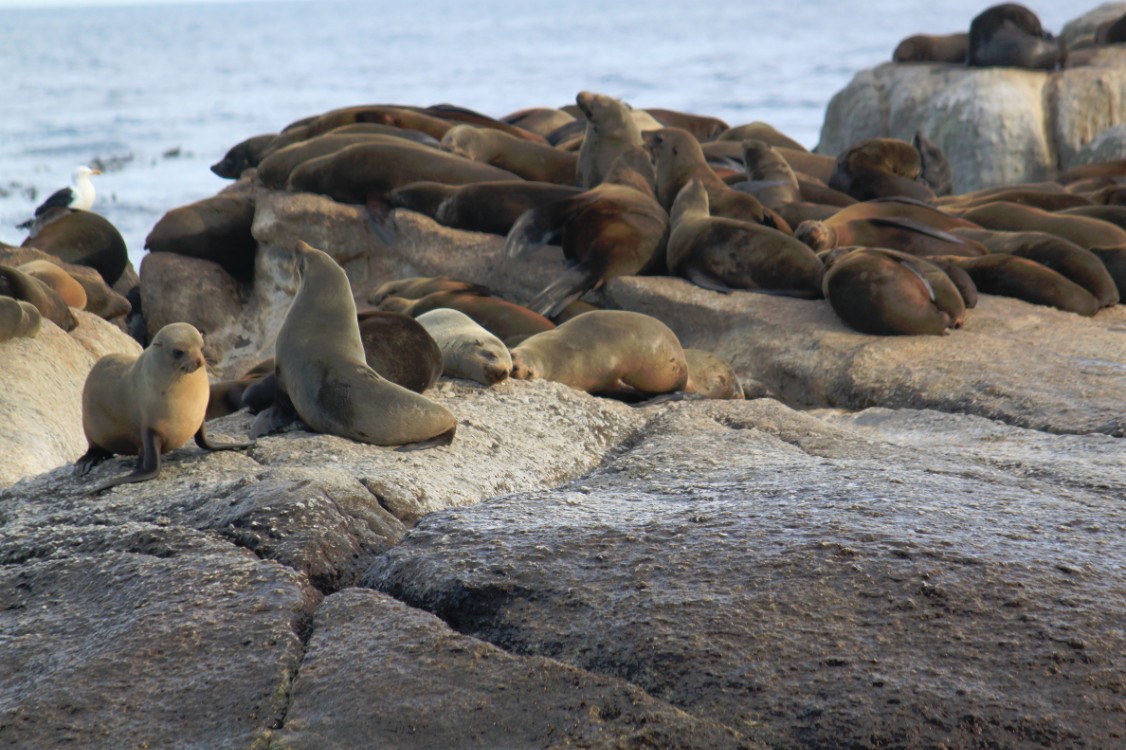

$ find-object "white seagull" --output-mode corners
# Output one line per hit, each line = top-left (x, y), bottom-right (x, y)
(17, 165), (101, 230)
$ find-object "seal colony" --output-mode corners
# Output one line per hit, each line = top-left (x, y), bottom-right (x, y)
(1, 1), (1123, 492)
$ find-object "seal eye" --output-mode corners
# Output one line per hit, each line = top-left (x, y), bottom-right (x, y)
(172, 349), (184, 359)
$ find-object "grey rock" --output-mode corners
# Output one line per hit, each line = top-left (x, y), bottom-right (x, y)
(275, 588), (756, 749)
(0, 522), (320, 750)
(367, 398), (1126, 749)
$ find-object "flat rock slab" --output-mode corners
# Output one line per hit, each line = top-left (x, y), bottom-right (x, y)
(1, 379), (644, 592)
(0, 523), (319, 749)
(368, 399), (1126, 749)
(275, 588), (755, 749)
(594, 275), (1126, 436)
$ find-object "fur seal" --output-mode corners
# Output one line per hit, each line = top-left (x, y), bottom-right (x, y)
(967, 3), (1064, 70)
(643, 108), (729, 141)
(941, 188), (1091, 212)
(355, 309), (444, 393)
(423, 103), (547, 143)
(75, 322), (253, 493)
(389, 180), (583, 236)
(251, 242), (457, 446)
(210, 133), (278, 179)
(0, 296), (42, 342)
(738, 140), (801, 208)
(510, 310), (688, 399)
(952, 228), (1119, 307)
(913, 131), (953, 197)
(441, 125), (578, 185)
(501, 107), (577, 138)
(379, 289), (556, 345)
(256, 132), (434, 189)
(575, 91), (644, 188)
(0, 264), (78, 331)
(286, 141), (519, 205)
(1088, 246), (1126, 299)
(17, 259), (87, 309)
(1058, 205), (1126, 232)
(892, 32), (969, 63)
(505, 146), (669, 317)
(683, 348), (744, 399)
(956, 202), (1126, 250)
(367, 276), (489, 306)
(667, 180), (823, 297)
(717, 122), (807, 152)
(795, 205), (987, 257)
(646, 127), (779, 227)
(823, 248), (966, 335)
(935, 254), (1100, 316)
(145, 193), (258, 282)
(414, 308), (513, 385)
(829, 138), (937, 203)
(21, 209), (128, 285)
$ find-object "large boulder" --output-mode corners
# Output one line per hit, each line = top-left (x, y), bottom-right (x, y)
(0, 310), (141, 488)
(818, 45), (1126, 192)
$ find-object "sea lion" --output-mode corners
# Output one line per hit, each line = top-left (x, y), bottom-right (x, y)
(956, 201), (1126, 250)
(0, 264), (78, 331)
(75, 322), (253, 493)
(892, 32), (969, 63)
(829, 138), (936, 203)
(667, 180), (823, 297)
(643, 108), (729, 141)
(575, 91), (644, 188)
(388, 180), (583, 236)
(414, 308), (513, 385)
(379, 289), (556, 345)
(286, 141), (519, 205)
(367, 276), (490, 306)
(250, 242), (457, 446)
(504, 146), (669, 317)
(17, 259), (87, 309)
(0, 297), (42, 342)
(941, 254), (1101, 315)
(646, 127), (779, 227)
(717, 122), (807, 152)
(210, 133), (278, 178)
(440, 124), (578, 184)
(822, 249), (966, 335)
(257, 133), (434, 189)
(21, 209), (128, 285)
(683, 348), (744, 399)
(144, 193), (258, 282)
(355, 309), (444, 393)
(967, 3), (1064, 70)
(952, 228), (1119, 307)
(509, 310), (688, 399)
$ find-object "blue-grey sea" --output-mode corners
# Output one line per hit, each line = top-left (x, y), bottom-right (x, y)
(0, 0), (1079, 269)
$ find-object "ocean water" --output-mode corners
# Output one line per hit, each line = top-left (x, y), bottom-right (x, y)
(0, 0), (1080, 270)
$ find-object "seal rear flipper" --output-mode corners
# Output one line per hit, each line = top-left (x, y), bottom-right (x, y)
(249, 393), (301, 439)
(195, 420), (255, 451)
(88, 430), (163, 494)
(74, 445), (114, 477)
(503, 200), (572, 258)
(241, 372), (278, 414)
(365, 196), (397, 245)
(394, 424), (457, 452)
(527, 263), (601, 318)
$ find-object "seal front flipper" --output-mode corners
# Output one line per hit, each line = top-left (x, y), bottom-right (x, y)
(74, 445), (114, 477)
(503, 201), (571, 258)
(88, 429), (164, 494)
(393, 425), (457, 452)
(195, 421), (255, 452)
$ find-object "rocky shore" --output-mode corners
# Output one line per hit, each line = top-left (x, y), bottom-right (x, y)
(3, 5), (1126, 748)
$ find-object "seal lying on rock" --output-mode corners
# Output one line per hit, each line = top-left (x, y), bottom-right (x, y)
(251, 241), (457, 447)
(414, 308), (513, 385)
(509, 309), (688, 400)
(75, 322), (254, 493)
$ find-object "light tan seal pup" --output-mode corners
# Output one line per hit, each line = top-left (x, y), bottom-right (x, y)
(684, 349), (744, 399)
(414, 308), (513, 385)
(75, 322), (253, 493)
(250, 241), (456, 447)
(510, 310), (688, 399)
(17, 259), (87, 309)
